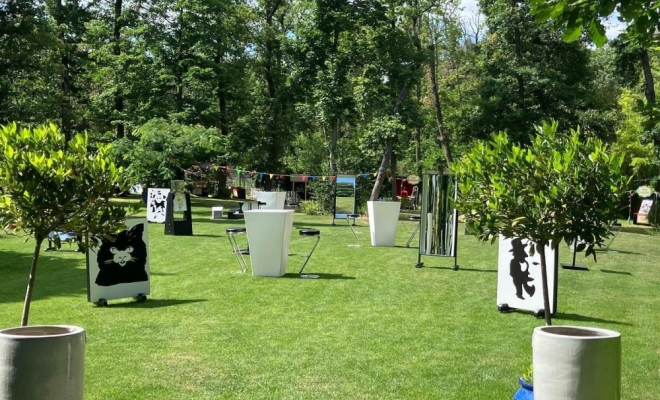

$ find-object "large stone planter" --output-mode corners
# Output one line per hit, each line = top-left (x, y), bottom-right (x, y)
(532, 326), (621, 400)
(0, 325), (86, 400)
(367, 201), (401, 247)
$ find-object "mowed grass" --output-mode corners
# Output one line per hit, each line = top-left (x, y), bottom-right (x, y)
(0, 197), (659, 399)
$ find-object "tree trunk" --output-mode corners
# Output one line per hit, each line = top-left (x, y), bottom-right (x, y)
(113, 0), (125, 138)
(511, 0), (525, 104)
(391, 151), (397, 201)
(537, 241), (552, 326)
(56, 0), (72, 140)
(175, 8), (184, 113)
(428, 43), (452, 168)
(22, 236), (44, 326)
(641, 49), (656, 104)
(369, 85), (410, 201)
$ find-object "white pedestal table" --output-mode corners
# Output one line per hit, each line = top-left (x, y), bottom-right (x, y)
(244, 209), (295, 277)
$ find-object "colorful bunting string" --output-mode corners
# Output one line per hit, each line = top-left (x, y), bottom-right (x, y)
(180, 164), (410, 181)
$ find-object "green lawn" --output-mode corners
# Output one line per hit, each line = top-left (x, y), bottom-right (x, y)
(1, 197), (658, 399)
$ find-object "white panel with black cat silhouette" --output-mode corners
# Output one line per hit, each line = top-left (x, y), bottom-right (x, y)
(147, 188), (170, 223)
(87, 218), (150, 302)
(497, 236), (558, 314)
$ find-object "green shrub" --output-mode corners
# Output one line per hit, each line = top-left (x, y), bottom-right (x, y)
(308, 180), (335, 213)
(299, 200), (322, 215)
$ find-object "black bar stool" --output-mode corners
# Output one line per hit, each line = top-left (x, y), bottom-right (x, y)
(406, 215), (421, 247)
(226, 227), (249, 273)
(299, 229), (321, 278)
(346, 214), (361, 246)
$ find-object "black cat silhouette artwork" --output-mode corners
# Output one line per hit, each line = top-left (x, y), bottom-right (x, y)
(509, 238), (536, 300)
(95, 224), (148, 287)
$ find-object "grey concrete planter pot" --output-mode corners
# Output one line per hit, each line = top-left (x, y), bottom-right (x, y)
(532, 325), (621, 400)
(0, 325), (85, 400)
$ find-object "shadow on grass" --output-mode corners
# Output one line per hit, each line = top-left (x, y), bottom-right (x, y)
(554, 312), (632, 326)
(194, 234), (225, 238)
(600, 269), (633, 276)
(429, 266), (497, 273)
(150, 272), (179, 276)
(107, 299), (207, 308)
(619, 226), (650, 235)
(594, 248), (643, 255)
(279, 273), (356, 280)
(0, 249), (88, 303)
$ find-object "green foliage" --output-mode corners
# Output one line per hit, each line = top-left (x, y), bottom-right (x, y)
(523, 365), (533, 383)
(612, 90), (657, 179)
(298, 200), (322, 215)
(530, 0), (658, 46)
(308, 180), (335, 213)
(116, 119), (227, 188)
(0, 123), (133, 240)
(453, 120), (627, 257)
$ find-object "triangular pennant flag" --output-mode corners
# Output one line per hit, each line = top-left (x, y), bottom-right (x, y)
(302, 175), (308, 182)
(331, 175), (336, 181)
(249, 171), (255, 177)
(279, 174), (284, 179)
(269, 173), (273, 179)
(322, 176), (326, 181)
(259, 173), (264, 178)
(311, 176), (316, 181)
(363, 173), (368, 178)
(373, 172), (378, 177)
(237, 169), (242, 174)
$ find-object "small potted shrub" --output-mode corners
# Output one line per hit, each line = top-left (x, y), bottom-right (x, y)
(514, 365), (534, 400)
(453, 121), (627, 400)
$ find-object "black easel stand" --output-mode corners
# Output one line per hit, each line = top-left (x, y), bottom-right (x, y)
(164, 192), (193, 236)
(414, 251), (459, 270)
(561, 239), (588, 271)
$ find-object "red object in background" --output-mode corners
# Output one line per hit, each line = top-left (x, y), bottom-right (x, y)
(396, 178), (416, 196)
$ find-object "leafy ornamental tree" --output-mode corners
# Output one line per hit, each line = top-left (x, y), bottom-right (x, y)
(0, 123), (136, 326)
(452, 121), (628, 325)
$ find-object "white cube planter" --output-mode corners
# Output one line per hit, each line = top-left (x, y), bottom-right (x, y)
(0, 325), (86, 400)
(533, 326), (621, 400)
(244, 210), (294, 277)
(367, 201), (401, 247)
(256, 192), (287, 210)
(211, 206), (224, 219)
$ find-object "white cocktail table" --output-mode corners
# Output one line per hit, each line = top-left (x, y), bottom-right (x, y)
(244, 209), (295, 277)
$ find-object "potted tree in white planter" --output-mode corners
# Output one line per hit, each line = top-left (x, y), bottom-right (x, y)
(452, 121), (627, 400)
(0, 123), (136, 400)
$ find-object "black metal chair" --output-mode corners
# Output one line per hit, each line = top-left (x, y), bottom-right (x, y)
(406, 215), (421, 247)
(346, 214), (361, 246)
(299, 229), (321, 278)
(226, 227), (249, 273)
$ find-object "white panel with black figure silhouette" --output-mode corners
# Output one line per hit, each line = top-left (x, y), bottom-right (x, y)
(87, 218), (150, 302)
(147, 188), (170, 223)
(497, 236), (557, 314)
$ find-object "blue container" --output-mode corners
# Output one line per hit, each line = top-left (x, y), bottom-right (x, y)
(513, 377), (534, 400)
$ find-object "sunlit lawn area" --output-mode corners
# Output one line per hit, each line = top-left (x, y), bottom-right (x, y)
(0, 197), (658, 399)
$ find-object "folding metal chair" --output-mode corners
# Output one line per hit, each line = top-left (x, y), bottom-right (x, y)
(299, 229), (321, 278)
(226, 227), (249, 273)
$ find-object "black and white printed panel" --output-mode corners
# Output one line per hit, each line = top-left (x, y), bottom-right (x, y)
(497, 236), (557, 314)
(87, 218), (150, 302)
(147, 188), (170, 223)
